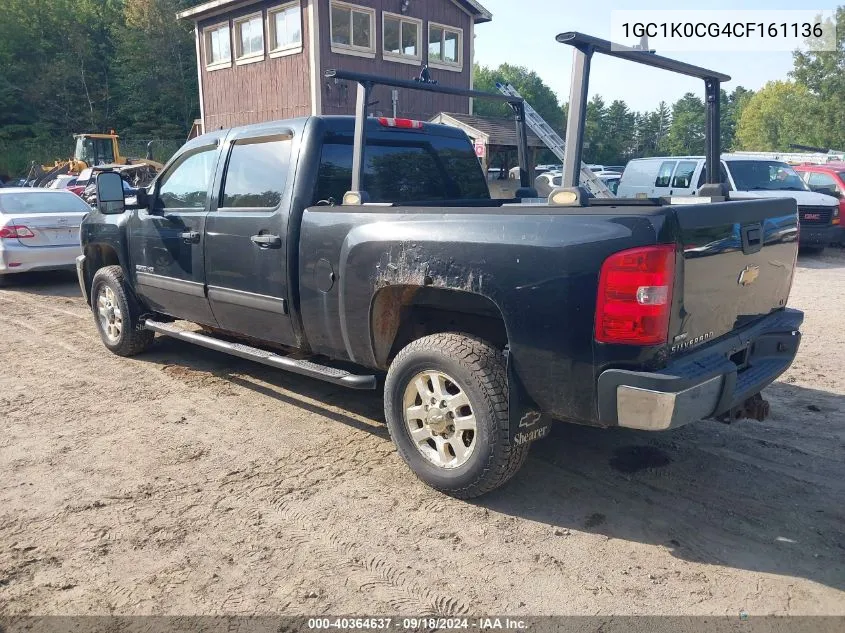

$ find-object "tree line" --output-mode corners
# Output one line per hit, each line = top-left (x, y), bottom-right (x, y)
(0, 1), (842, 176)
(474, 6), (843, 165)
(0, 0), (198, 176)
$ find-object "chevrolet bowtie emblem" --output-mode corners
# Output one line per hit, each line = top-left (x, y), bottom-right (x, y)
(738, 265), (760, 286)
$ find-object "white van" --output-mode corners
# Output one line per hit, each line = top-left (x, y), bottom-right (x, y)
(617, 155), (835, 201)
(616, 155), (840, 249)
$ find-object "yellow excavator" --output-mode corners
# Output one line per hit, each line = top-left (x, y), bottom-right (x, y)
(29, 131), (164, 187)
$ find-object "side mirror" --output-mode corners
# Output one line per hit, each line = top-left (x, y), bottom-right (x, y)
(96, 172), (126, 215)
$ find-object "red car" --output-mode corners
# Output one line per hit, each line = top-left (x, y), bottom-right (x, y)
(795, 163), (845, 244)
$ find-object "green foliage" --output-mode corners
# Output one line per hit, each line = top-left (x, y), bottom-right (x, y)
(735, 81), (823, 150)
(0, 0), (197, 176)
(473, 63), (564, 132)
(791, 6), (845, 149)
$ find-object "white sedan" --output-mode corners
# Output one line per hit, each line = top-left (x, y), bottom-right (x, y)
(0, 188), (90, 278)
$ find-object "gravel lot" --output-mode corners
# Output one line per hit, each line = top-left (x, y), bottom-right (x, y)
(1, 250), (843, 616)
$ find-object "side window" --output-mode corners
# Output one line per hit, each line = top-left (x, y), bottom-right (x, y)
(671, 161), (698, 188)
(158, 148), (216, 210)
(807, 172), (837, 189)
(221, 136), (292, 208)
(696, 163), (731, 190)
(654, 161), (676, 188)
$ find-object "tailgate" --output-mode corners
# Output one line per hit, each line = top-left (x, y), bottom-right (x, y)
(672, 197), (798, 352)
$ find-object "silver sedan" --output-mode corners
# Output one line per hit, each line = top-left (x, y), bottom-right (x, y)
(0, 188), (90, 277)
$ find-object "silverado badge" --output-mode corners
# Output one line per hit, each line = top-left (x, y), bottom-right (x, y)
(738, 265), (760, 286)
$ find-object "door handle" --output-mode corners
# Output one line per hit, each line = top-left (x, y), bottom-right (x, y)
(179, 231), (200, 244)
(250, 234), (282, 249)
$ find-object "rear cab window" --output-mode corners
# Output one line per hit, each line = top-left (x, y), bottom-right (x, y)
(654, 161), (677, 188)
(313, 131), (489, 205)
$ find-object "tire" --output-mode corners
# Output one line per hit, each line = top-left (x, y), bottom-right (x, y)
(90, 265), (154, 357)
(384, 332), (530, 499)
(800, 246), (825, 255)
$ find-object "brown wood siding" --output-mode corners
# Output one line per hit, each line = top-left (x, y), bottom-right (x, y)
(317, 0), (473, 119)
(199, 0), (312, 129)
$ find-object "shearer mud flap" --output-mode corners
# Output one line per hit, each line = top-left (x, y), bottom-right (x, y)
(506, 349), (553, 446)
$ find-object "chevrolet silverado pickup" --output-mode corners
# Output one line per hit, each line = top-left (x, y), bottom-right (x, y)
(76, 34), (803, 498)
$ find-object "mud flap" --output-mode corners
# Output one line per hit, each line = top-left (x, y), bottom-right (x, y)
(506, 349), (553, 446)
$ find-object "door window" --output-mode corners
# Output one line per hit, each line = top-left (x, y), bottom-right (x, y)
(158, 148), (216, 209)
(696, 163), (732, 190)
(654, 161), (676, 188)
(807, 171), (840, 194)
(221, 136), (292, 208)
(671, 161), (698, 188)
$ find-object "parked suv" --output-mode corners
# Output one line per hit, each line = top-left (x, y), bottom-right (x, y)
(795, 162), (845, 245)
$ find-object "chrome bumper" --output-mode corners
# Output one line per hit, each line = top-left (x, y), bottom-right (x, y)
(615, 376), (724, 430)
(76, 255), (88, 304)
(597, 308), (804, 431)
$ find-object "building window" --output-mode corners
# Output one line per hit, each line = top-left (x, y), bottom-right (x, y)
(428, 22), (462, 70)
(204, 22), (231, 70)
(234, 12), (264, 64)
(268, 2), (302, 56)
(383, 12), (421, 64)
(330, 1), (375, 57)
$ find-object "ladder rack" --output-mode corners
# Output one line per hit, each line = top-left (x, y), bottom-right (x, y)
(496, 83), (614, 198)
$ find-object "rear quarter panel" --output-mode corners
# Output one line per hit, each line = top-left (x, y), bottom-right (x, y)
(299, 205), (673, 424)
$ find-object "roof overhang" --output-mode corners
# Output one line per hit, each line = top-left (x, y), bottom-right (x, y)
(178, 0), (493, 24)
(454, 0), (492, 24)
(177, 0), (258, 21)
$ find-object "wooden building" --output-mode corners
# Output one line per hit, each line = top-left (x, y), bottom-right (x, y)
(177, 0), (493, 132)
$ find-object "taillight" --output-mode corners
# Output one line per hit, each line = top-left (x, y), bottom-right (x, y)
(595, 244), (676, 345)
(0, 225), (35, 239)
(377, 117), (423, 129)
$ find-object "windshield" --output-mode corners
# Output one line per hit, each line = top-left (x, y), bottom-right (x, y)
(75, 137), (94, 163)
(0, 191), (90, 213)
(725, 160), (809, 192)
(74, 136), (115, 165)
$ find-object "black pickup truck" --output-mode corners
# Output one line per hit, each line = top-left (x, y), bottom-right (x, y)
(77, 34), (803, 498)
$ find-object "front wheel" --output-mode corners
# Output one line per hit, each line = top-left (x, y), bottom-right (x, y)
(384, 333), (530, 499)
(90, 265), (154, 357)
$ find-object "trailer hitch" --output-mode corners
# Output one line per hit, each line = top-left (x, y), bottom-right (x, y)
(717, 393), (770, 424)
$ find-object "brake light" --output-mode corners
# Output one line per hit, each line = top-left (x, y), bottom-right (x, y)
(0, 225), (35, 239)
(595, 244), (676, 345)
(377, 117), (423, 129)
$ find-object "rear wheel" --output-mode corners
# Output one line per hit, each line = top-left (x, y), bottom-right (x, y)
(384, 333), (529, 499)
(90, 265), (154, 356)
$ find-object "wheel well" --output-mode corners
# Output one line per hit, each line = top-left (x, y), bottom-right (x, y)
(83, 244), (121, 299)
(371, 285), (508, 368)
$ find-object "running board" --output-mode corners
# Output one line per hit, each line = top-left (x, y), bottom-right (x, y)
(143, 320), (377, 390)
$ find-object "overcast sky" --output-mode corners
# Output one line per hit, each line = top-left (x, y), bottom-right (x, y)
(473, 0), (839, 112)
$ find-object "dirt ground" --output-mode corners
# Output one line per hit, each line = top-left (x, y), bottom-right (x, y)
(0, 250), (843, 617)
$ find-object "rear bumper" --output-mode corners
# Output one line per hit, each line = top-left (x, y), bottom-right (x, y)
(799, 223), (836, 246)
(597, 308), (803, 431)
(0, 242), (81, 275)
